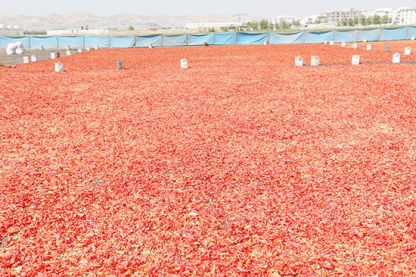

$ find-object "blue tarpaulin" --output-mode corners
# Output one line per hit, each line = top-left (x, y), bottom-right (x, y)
(236, 32), (268, 45)
(304, 31), (335, 44)
(58, 36), (84, 48)
(334, 30), (357, 42)
(136, 35), (162, 47)
(269, 32), (305, 44)
(407, 27), (416, 39)
(29, 36), (58, 49)
(1, 27), (415, 50)
(357, 29), (381, 41)
(213, 32), (237, 45)
(110, 36), (135, 48)
(0, 36), (30, 49)
(84, 36), (110, 48)
(187, 34), (215, 46)
(380, 28), (408, 41)
(161, 34), (186, 47)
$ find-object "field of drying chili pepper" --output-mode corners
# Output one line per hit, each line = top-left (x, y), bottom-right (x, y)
(1, 41), (416, 275)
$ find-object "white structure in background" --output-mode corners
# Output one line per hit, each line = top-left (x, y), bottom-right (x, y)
(325, 9), (363, 25)
(394, 7), (416, 25)
(273, 16), (298, 25)
(185, 22), (243, 29)
(364, 7), (416, 25)
(6, 42), (25, 55)
(47, 27), (115, 35)
(0, 24), (24, 36)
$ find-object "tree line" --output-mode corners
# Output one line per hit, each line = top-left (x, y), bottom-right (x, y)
(338, 15), (392, 27)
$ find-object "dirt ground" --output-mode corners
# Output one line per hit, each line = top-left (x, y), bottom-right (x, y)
(0, 48), (84, 65)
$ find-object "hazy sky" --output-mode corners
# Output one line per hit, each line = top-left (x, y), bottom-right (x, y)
(1, 0), (415, 16)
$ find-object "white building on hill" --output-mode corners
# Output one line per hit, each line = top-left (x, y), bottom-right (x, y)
(0, 24), (24, 36)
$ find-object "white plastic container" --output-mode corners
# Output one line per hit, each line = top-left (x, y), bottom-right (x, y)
(363, 39), (368, 43)
(180, 58), (188, 69)
(78, 48), (82, 53)
(329, 41), (335, 45)
(30, 55), (37, 62)
(352, 55), (360, 65)
(341, 42), (346, 47)
(94, 45), (99, 50)
(404, 47), (412, 56)
(86, 48), (91, 51)
(295, 56), (304, 67)
(411, 36), (415, 41)
(50, 52), (57, 59)
(366, 44), (372, 51)
(352, 42), (358, 49)
(392, 53), (401, 64)
(66, 49), (71, 56)
(311, 56), (320, 66)
(23, 56), (30, 64)
(54, 62), (64, 72)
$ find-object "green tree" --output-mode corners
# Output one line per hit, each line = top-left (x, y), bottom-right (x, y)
(366, 16), (373, 25)
(353, 16), (359, 26)
(381, 15), (391, 24)
(280, 21), (290, 30)
(292, 20), (301, 28)
(373, 15), (382, 25)
(259, 19), (270, 30)
(128, 26), (134, 31)
(340, 18), (348, 26)
(359, 15), (367, 26)
(348, 18), (354, 26)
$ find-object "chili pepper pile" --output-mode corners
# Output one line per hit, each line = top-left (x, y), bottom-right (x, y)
(1, 42), (416, 275)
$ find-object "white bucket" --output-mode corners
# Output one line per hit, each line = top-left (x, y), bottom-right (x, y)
(295, 56), (304, 67)
(86, 48), (91, 51)
(404, 47), (412, 56)
(78, 48), (82, 53)
(366, 44), (372, 51)
(23, 56), (30, 64)
(352, 55), (360, 65)
(323, 41), (327, 45)
(329, 41), (335, 45)
(341, 42), (346, 47)
(66, 49), (71, 56)
(54, 62), (64, 72)
(30, 55), (37, 62)
(180, 58), (188, 69)
(363, 39), (367, 43)
(352, 42), (358, 49)
(311, 56), (320, 66)
(392, 53), (401, 64)
(411, 36), (415, 41)
(94, 45), (99, 50)
(50, 52), (57, 59)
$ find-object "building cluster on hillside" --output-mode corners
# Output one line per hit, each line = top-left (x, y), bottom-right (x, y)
(299, 7), (416, 28)
(184, 7), (416, 32)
